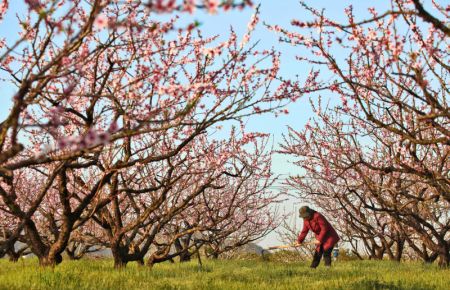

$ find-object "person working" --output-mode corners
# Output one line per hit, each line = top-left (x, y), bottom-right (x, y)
(297, 206), (340, 268)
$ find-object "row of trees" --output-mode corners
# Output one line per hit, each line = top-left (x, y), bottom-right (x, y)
(1, 0), (448, 268)
(0, 0), (298, 267)
(280, 0), (449, 266)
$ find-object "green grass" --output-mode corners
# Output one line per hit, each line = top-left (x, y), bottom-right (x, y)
(0, 258), (449, 290)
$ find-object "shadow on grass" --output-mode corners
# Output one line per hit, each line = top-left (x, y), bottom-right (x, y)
(348, 279), (435, 290)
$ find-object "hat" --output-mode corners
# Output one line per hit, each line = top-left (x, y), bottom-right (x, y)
(299, 206), (313, 219)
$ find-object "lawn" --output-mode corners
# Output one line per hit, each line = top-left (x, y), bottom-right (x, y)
(0, 258), (449, 290)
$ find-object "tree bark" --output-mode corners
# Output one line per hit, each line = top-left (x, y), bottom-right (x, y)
(111, 244), (128, 268)
(437, 250), (450, 268)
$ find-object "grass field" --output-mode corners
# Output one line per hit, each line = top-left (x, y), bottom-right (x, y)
(0, 258), (449, 290)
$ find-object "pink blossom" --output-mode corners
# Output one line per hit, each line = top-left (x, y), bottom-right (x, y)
(206, 0), (219, 14)
(184, 0), (196, 14)
(94, 14), (108, 30)
(0, 0), (7, 21)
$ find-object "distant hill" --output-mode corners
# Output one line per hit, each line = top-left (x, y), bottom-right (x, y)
(3, 242), (265, 259)
(236, 243), (264, 255)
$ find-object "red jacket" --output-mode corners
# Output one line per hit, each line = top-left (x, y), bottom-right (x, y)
(297, 211), (340, 251)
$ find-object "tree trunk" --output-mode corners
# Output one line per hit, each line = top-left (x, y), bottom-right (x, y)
(6, 247), (22, 262)
(393, 240), (405, 262)
(146, 255), (156, 269)
(437, 250), (449, 268)
(179, 251), (191, 262)
(114, 258), (127, 269)
(423, 252), (439, 264)
(111, 246), (128, 268)
(174, 238), (191, 262)
(375, 245), (385, 260)
(39, 253), (63, 267)
(24, 214), (73, 267)
(66, 248), (77, 260)
(8, 253), (20, 262)
(65, 242), (85, 260)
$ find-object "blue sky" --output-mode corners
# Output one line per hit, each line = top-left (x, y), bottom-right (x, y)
(0, 0), (394, 247)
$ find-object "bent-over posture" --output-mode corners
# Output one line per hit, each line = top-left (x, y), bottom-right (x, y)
(297, 206), (340, 268)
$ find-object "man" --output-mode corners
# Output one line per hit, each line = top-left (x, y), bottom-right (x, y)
(297, 206), (340, 268)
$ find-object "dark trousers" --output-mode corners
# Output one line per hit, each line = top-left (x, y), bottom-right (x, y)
(310, 245), (333, 268)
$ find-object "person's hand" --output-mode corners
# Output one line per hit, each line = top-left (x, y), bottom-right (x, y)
(313, 239), (321, 245)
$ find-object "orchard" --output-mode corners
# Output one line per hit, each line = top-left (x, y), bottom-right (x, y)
(0, 1), (448, 289)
